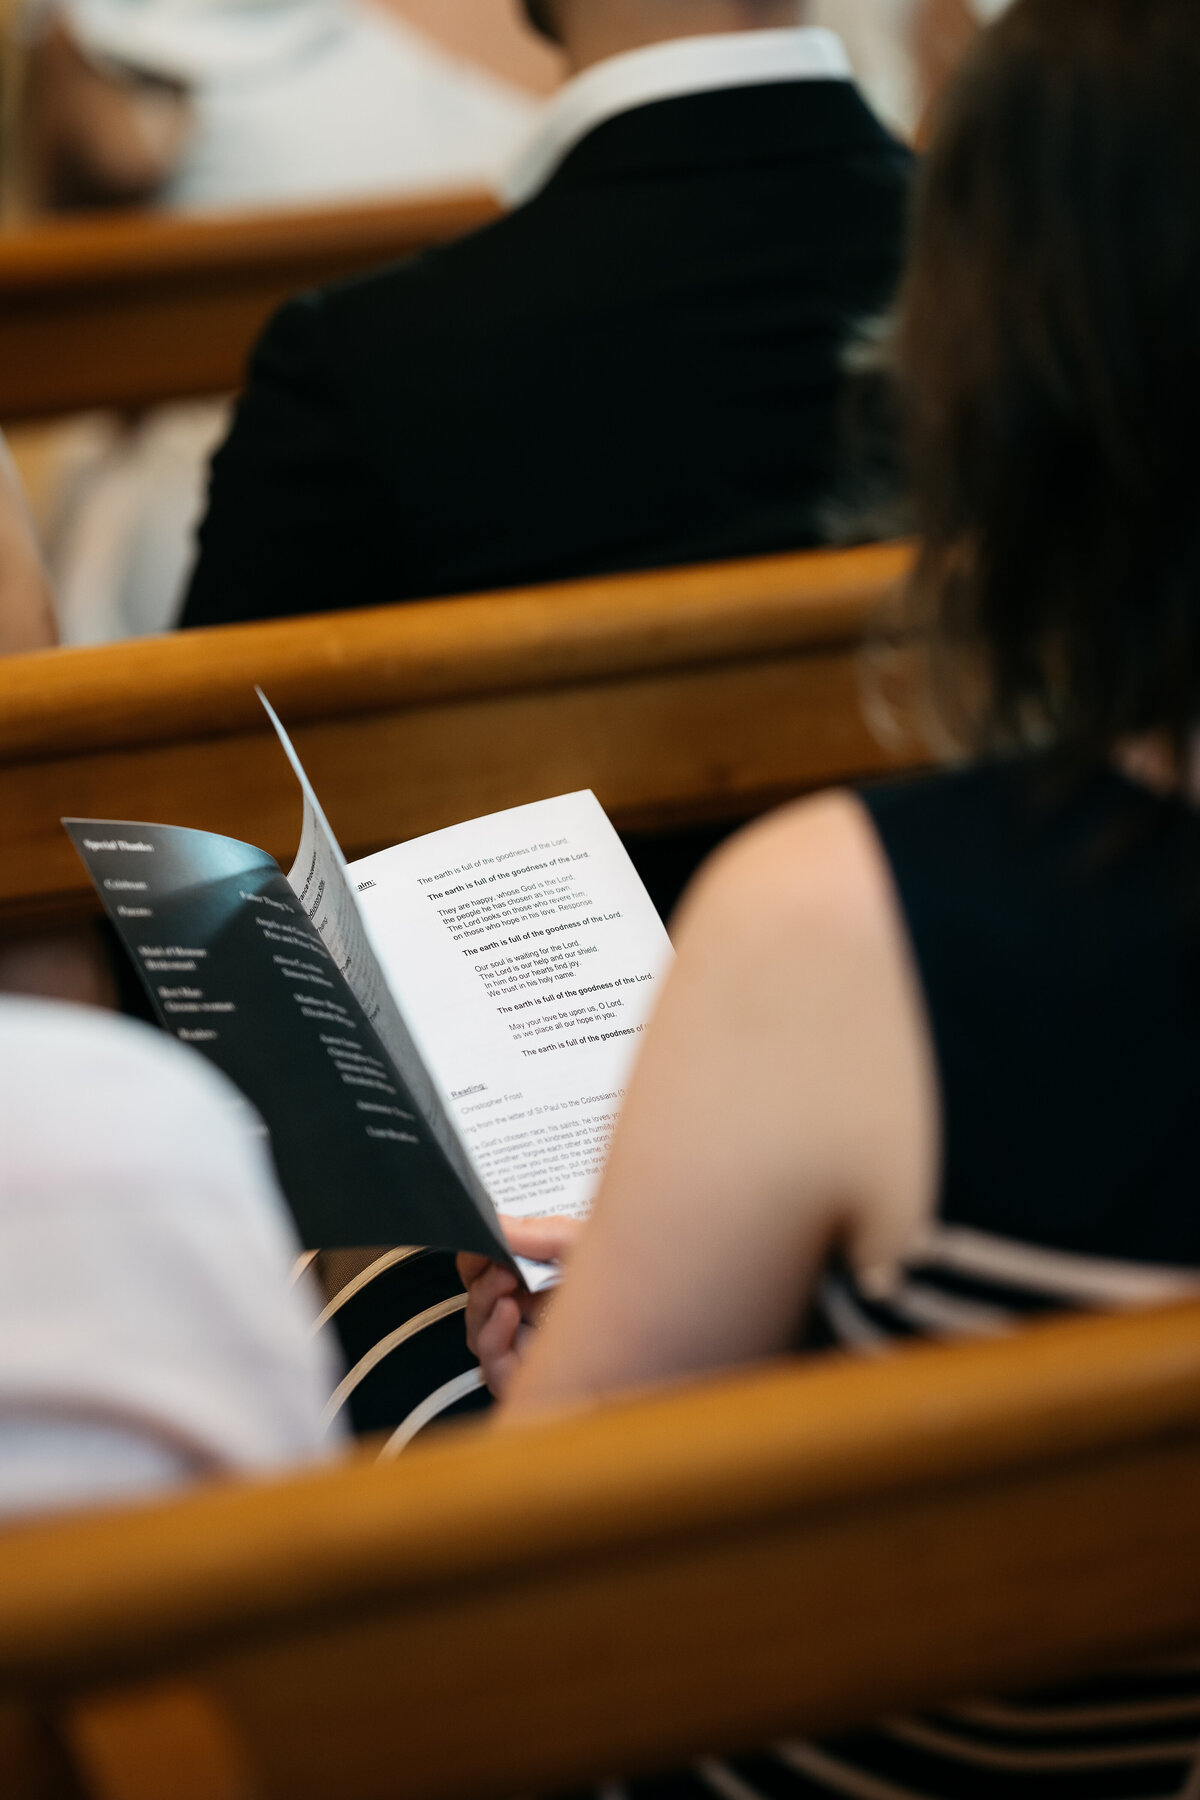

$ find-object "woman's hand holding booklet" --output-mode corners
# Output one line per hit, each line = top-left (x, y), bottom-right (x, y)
(459, 1213), (584, 1398)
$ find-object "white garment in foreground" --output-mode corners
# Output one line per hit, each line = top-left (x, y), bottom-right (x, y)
(0, 998), (343, 1519)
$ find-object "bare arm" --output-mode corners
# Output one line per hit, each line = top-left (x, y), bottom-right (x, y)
(496, 792), (940, 1419)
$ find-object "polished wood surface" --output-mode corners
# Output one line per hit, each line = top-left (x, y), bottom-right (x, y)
(3, 1298), (1200, 1800)
(0, 189), (500, 418)
(0, 541), (917, 937)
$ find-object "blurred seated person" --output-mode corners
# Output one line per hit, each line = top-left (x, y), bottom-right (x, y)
(180, 0), (913, 628)
(0, 431), (129, 1002)
(17, 0), (541, 645)
(460, 0), (1200, 1791)
(0, 996), (339, 1518)
(22, 0), (537, 211)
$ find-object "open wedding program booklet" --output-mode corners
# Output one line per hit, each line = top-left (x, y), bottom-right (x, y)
(66, 698), (674, 1287)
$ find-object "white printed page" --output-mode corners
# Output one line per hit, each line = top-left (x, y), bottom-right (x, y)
(348, 792), (674, 1230)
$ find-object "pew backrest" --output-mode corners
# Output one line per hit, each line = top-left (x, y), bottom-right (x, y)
(0, 190), (500, 419)
(0, 542), (917, 940)
(3, 1298), (1200, 1800)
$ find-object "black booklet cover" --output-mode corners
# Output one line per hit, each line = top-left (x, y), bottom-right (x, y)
(65, 818), (502, 1257)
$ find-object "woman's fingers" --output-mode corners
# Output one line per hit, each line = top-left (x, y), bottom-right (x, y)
(456, 1249), (493, 1290)
(497, 1213), (585, 1265)
(458, 1212), (581, 1291)
(459, 1214), (584, 1395)
(463, 1261), (518, 1363)
(474, 1292), (524, 1395)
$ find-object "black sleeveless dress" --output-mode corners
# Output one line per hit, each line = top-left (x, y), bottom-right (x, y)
(743, 758), (1200, 1800)
(317, 758), (1200, 1795)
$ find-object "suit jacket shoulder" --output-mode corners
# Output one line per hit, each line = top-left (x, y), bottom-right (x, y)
(183, 81), (912, 626)
(183, 286), (403, 626)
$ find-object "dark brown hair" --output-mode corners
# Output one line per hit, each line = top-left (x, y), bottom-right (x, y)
(897, 0), (1200, 769)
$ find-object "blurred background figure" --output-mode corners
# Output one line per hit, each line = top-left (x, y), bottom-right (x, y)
(182, 0), (914, 629)
(6, 0), (556, 644)
(11, 0), (1011, 215)
(810, 0), (1009, 140)
(0, 427), (55, 652)
(0, 429), (129, 1009)
(20, 0), (544, 212)
(1, 0), (1007, 646)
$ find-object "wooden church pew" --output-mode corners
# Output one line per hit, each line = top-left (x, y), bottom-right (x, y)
(0, 188), (500, 419)
(0, 540), (918, 941)
(2, 1295), (1200, 1800)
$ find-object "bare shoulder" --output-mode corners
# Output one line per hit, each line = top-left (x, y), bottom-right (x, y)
(672, 789), (902, 965)
(665, 790), (939, 1265)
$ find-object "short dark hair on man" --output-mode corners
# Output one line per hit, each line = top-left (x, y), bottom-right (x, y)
(897, 0), (1200, 771)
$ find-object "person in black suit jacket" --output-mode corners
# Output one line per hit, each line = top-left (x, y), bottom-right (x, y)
(181, 1), (912, 629)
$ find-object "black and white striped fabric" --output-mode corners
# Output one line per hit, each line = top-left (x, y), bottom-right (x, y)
(814, 1221), (1200, 1351)
(567, 1662), (1200, 1800)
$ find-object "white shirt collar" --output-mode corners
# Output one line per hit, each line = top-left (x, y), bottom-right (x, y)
(502, 27), (853, 208)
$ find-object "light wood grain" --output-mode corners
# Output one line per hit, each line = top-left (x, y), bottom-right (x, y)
(2, 1300), (1200, 1800)
(0, 190), (499, 418)
(0, 544), (917, 936)
(0, 543), (908, 757)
